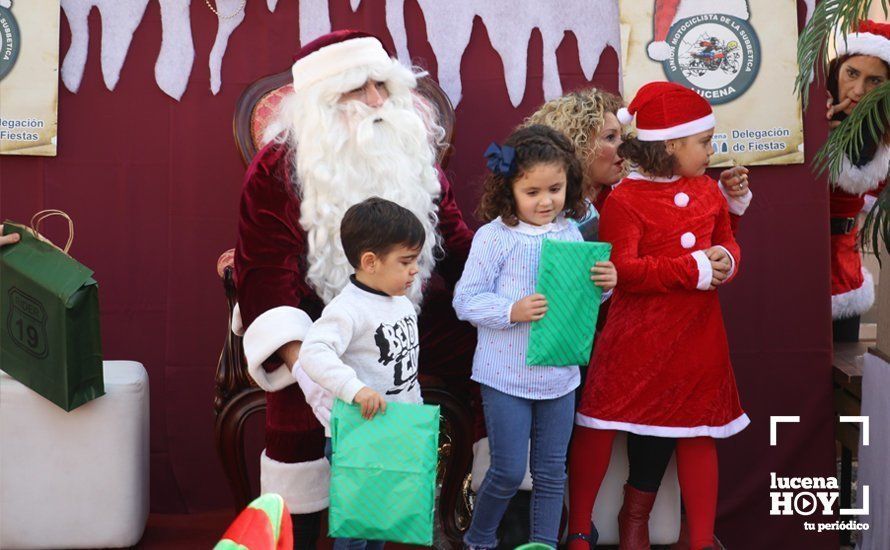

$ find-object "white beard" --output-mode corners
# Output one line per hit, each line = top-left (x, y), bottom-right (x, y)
(291, 94), (443, 307)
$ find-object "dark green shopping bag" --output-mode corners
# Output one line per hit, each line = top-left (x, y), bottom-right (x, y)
(526, 239), (612, 366)
(329, 400), (440, 545)
(0, 211), (103, 411)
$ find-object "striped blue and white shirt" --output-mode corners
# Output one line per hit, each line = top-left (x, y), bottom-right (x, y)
(453, 217), (582, 400)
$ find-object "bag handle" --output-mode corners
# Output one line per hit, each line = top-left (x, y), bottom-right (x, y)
(30, 209), (74, 254)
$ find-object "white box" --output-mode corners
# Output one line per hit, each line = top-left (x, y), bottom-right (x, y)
(1, 361), (149, 549)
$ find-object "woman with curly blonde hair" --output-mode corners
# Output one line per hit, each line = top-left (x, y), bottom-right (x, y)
(523, 88), (625, 212)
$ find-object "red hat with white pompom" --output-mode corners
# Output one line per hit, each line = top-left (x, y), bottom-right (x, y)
(835, 20), (890, 67)
(617, 81), (715, 141)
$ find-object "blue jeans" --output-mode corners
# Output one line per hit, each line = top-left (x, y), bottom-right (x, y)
(324, 438), (386, 550)
(464, 385), (575, 548)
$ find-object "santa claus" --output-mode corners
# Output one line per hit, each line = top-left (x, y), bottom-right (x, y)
(825, 20), (890, 337)
(233, 30), (475, 546)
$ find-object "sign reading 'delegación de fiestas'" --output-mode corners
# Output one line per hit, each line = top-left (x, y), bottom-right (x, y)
(0, 0), (59, 157)
(619, 0), (804, 167)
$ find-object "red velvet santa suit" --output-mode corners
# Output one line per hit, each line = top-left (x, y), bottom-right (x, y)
(590, 178), (749, 332)
(576, 172), (749, 437)
(233, 141), (475, 513)
(829, 144), (890, 319)
(596, 179), (749, 235)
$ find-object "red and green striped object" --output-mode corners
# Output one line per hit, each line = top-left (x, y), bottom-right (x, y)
(214, 493), (293, 550)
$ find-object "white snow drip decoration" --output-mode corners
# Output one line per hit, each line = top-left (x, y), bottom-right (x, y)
(61, 0), (150, 93)
(298, 0), (332, 45)
(60, 0), (619, 105)
(208, 0), (246, 94)
(384, 0), (620, 107)
(156, 0), (193, 100)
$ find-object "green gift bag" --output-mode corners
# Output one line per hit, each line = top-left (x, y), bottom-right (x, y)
(526, 239), (612, 367)
(329, 400), (440, 545)
(0, 211), (103, 411)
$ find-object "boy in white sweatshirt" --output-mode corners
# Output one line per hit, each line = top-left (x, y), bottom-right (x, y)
(298, 197), (425, 439)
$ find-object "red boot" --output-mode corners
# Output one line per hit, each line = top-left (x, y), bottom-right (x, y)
(618, 484), (657, 550)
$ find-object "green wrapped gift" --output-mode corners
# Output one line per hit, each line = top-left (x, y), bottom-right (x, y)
(329, 400), (440, 545)
(526, 239), (612, 367)
(0, 212), (103, 411)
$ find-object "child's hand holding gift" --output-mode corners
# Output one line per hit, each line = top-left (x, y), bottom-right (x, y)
(353, 387), (387, 420)
(511, 293), (548, 323)
(590, 261), (618, 291)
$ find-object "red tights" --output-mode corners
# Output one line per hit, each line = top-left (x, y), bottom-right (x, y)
(567, 426), (718, 550)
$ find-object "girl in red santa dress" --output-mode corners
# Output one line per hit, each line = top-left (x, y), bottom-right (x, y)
(566, 81), (749, 550)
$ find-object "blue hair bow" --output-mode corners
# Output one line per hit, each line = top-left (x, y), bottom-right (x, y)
(484, 142), (517, 178)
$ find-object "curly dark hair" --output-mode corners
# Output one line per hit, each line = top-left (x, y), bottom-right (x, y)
(617, 137), (678, 178)
(476, 124), (586, 226)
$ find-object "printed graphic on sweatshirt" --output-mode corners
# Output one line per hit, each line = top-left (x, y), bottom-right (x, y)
(374, 315), (420, 395)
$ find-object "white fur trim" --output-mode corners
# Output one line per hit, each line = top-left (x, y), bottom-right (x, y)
(647, 41), (672, 62)
(674, 0), (749, 23)
(832, 268), (875, 319)
(470, 437), (532, 492)
(674, 192), (690, 207)
(835, 31), (890, 68)
(718, 183), (753, 215)
(617, 107), (634, 125)
(691, 250), (712, 290)
(291, 37), (392, 94)
(575, 412), (751, 439)
(680, 232), (697, 249)
(636, 113), (716, 141)
(242, 306), (313, 391)
(260, 451), (330, 513)
(833, 144), (890, 195)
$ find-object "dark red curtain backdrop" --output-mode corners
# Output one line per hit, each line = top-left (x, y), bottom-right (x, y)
(0, 2), (836, 547)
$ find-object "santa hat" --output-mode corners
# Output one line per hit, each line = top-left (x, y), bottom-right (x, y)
(291, 30), (393, 94)
(648, 0), (751, 61)
(835, 20), (890, 67)
(618, 82), (715, 141)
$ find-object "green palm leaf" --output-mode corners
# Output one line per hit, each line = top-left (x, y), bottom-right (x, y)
(813, 82), (890, 180)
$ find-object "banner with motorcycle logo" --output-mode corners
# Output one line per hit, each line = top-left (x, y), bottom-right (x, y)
(0, 0), (60, 156)
(619, 0), (804, 166)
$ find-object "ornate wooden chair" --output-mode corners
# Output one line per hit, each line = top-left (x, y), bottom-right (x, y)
(215, 70), (473, 546)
